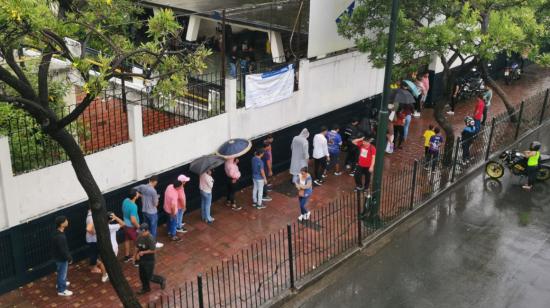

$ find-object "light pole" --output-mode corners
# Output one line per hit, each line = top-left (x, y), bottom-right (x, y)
(370, 0), (400, 224)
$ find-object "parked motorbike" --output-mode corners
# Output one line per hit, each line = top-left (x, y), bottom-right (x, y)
(504, 62), (521, 85)
(455, 68), (486, 101)
(485, 149), (550, 180)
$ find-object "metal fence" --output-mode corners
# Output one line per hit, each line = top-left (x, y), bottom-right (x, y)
(148, 88), (550, 308)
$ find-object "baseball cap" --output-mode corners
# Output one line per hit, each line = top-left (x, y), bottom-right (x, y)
(177, 174), (190, 182)
(138, 223), (149, 232)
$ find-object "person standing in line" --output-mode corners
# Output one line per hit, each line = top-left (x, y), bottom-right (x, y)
(163, 180), (183, 242)
(312, 126), (330, 186)
(261, 135), (274, 202)
(107, 212), (125, 256)
(134, 175), (163, 249)
(122, 189), (141, 264)
(421, 71), (430, 107)
(414, 75), (426, 117)
(200, 169), (215, 224)
(393, 108), (406, 150)
(481, 87), (493, 126)
(52, 216), (73, 296)
(251, 148), (268, 209)
(176, 174), (190, 234)
(295, 167), (313, 221)
(225, 158), (242, 211)
(326, 125), (343, 176)
(135, 223), (166, 295)
(344, 118), (360, 174)
(461, 116), (477, 164)
(402, 103), (414, 141)
(448, 82), (460, 115)
(85, 209), (109, 283)
(422, 124), (436, 159)
(290, 128), (310, 183)
(473, 94), (485, 132)
(351, 137), (376, 191)
(427, 127), (444, 171)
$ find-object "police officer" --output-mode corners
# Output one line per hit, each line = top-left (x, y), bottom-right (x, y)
(135, 223), (166, 294)
(523, 141), (541, 190)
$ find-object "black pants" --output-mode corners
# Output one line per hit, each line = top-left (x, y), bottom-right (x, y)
(345, 142), (358, 167)
(314, 157), (327, 181)
(481, 106), (488, 125)
(354, 166), (371, 189)
(415, 96), (422, 113)
(394, 125), (404, 148)
(139, 261), (165, 291)
(226, 179), (237, 204)
(426, 152), (439, 170)
(450, 95), (457, 112)
(527, 166), (537, 186)
(462, 141), (472, 161)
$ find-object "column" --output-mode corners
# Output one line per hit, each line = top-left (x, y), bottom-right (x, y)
(0, 137), (17, 228)
(225, 77), (237, 139)
(186, 15), (201, 42)
(127, 104), (145, 180)
(268, 31), (285, 63)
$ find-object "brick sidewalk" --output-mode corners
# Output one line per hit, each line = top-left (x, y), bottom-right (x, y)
(1, 65), (549, 308)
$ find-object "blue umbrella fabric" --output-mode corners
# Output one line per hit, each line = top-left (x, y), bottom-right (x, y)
(391, 88), (416, 105)
(190, 155), (225, 175)
(216, 138), (252, 159)
(402, 80), (421, 98)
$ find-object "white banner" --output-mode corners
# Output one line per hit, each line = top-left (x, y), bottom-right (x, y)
(308, 0), (356, 58)
(245, 64), (294, 109)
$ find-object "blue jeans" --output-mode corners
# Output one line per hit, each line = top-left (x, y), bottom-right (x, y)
(143, 212), (158, 240)
(56, 261), (68, 292)
(299, 196), (310, 215)
(200, 191), (213, 222)
(229, 62), (237, 78)
(176, 208), (184, 229)
(404, 114), (412, 139)
(168, 215), (177, 237)
(253, 179), (264, 206)
(475, 120), (481, 132)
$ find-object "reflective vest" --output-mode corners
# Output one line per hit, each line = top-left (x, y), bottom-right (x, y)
(527, 151), (540, 167)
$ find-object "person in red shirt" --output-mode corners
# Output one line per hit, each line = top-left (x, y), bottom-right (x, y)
(351, 137), (376, 191)
(393, 108), (406, 149)
(473, 94), (485, 131)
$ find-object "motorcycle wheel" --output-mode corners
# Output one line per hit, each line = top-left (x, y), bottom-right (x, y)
(536, 166), (550, 181)
(486, 161), (505, 179)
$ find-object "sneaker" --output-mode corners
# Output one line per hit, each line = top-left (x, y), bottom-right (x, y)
(232, 205), (242, 211)
(101, 274), (109, 283)
(57, 290), (73, 297)
(155, 242), (164, 249)
(313, 180), (323, 186)
(355, 186), (364, 191)
(176, 227), (188, 233)
(305, 212), (311, 220)
(446, 111), (455, 115)
(522, 185), (532, 190)
(123, 256), (133, 263)
(262, 196), (272, 202)
(255, 204), (266, 210)
(133, 262), (139, 268)
(349, 173), (355, 177)
(322, 174), (327, 179)
(334, 172), (342, 176)
(413, 112), (421, 118)
(170, 236), (182, 242)
(345, 165), (351, 170)
(298, 215), (304, 221)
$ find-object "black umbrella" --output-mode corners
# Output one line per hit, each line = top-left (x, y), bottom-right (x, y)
(190, 155), (225, 175)
(392, 88), (416, 105)
(216, 138), (252, 159)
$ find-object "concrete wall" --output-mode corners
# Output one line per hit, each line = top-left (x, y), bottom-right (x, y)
(0, 51), (386, 229)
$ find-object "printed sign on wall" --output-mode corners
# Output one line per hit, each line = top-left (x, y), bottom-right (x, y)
(245, 65), (295, 109)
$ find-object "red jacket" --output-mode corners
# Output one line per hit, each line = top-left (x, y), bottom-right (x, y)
(474, 98), (484, 121)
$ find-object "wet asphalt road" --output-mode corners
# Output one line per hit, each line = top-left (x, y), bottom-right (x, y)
(282, 125), (550, 308)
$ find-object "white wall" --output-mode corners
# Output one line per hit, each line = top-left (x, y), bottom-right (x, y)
(1, 51), (386, 228)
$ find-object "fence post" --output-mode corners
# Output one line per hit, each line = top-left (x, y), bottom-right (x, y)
(286, 224), (296, 290)
(515, 101), (525, 140)
(197, 274), (204, 308)
(485, 117), (496, 161)
(451, 137), (460, 183)
(356, 190), (362, 246)
(409, 160), (418, 210)
(540, 88), (550, 125)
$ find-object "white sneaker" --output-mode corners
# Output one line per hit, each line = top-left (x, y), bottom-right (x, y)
(298, 215), (303, 221)
(446, 111), (455, 115)
(305, 212), (311, 220)
(58, 290), (73, 296)
(413, 112), (421, 118)
(155, 242), (164, 248)
(101, 274), (109, 283)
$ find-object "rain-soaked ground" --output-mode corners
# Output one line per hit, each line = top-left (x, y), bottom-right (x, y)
(281, 124), (550, 308)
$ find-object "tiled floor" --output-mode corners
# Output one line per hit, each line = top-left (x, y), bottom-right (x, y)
(1, 65), (549, 308)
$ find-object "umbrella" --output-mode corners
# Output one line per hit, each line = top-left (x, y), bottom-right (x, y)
(216, 138), (252, 159)
(392, 88), (416, 105)
(402, 80), (421, 98)
(190, 155), (225, 175)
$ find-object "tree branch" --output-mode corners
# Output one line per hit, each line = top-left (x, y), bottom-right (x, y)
(38, 52), (54, 107)
(57, 93), (95, 129)
(0, 64), (38, 102)
(0, 94), (56, 124)
(41, 29), (75, 63)
(2, 48), (33, 89)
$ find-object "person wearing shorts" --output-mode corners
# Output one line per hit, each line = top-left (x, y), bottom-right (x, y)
(86, 210), (108, 282)
(122, 189), (141, 264)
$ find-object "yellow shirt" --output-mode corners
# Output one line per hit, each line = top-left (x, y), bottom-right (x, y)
(423, 130), (435, 147)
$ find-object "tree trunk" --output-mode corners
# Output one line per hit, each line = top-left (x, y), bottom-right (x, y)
(480, 61), (518, 122)
(50, 128), (142, 308)
(434, 57), (455, 165)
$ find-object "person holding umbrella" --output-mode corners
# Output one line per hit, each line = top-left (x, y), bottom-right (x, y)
(199, 169), (215, 224)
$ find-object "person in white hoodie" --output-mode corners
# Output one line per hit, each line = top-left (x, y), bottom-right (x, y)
(290, 128), (310, 183)
(312, 126), (330, 186)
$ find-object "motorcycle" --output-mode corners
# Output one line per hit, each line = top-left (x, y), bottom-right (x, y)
(455, 68), (486, 101)
(504, 62), (521, 85)
(485, 149), (550, 180)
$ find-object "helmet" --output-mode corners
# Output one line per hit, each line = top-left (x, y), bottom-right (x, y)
(530, 141), (541, 151)
(464, 116), (474, 126)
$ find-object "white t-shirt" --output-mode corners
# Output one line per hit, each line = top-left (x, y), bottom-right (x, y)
(109, 224), (121, 256)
